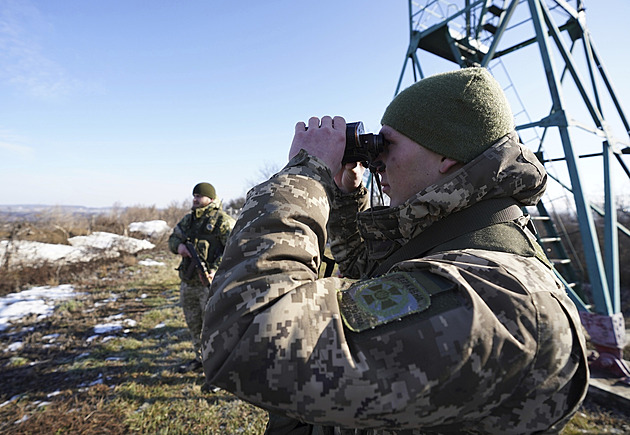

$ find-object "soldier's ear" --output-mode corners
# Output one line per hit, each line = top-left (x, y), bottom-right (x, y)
(438, 157), (461, 174)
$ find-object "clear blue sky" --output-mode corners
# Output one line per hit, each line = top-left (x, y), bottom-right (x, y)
(1, 0), (628, 208)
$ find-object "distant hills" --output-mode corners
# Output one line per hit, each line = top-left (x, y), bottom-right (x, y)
(0, 204), (114, 220)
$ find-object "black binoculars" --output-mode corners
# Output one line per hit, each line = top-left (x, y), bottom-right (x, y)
(343, 122), (387, 166)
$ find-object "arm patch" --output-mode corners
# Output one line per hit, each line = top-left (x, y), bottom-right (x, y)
(338, 271), (456, 332)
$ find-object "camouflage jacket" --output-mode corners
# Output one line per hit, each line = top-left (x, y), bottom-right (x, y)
(168, 202), (235, 283)
(201, 132), (588, 434)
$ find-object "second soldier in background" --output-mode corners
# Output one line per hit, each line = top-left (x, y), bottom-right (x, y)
(168, 182), (235, 378)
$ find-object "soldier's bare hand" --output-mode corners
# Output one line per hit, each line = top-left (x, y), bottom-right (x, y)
(177, 243), (192, 258)
(334, 162), (365, 193)
(289, 116), (346, 174)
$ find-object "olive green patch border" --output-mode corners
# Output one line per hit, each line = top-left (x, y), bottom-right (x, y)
(338, 272), (434, 332)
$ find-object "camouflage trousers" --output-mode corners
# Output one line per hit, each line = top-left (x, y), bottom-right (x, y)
(179, 281), (210, 362)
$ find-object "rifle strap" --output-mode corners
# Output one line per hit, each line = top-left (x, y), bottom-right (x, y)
(322, 256), (336, 278)
(370, 198), (524, 277)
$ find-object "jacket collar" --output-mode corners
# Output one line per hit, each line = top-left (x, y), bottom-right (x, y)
(193, 201), (220, 219)
(357, 132), (547, 244)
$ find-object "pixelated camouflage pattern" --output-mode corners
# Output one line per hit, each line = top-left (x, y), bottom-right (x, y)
(179, 281), (211, 361)
(201, 133), (588, 433)
(169, 202), (235, 360)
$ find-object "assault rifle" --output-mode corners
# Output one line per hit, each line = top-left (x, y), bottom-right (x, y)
(184, 241), (212, 287)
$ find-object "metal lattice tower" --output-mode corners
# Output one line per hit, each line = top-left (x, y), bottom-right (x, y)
(395, 0), (630, 377)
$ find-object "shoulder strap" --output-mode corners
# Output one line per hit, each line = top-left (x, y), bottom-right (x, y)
(371, 198), (523, 277)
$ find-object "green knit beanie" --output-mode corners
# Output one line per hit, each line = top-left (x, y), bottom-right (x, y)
(193, 182), (216, 200)
(381, 67), (515, 163)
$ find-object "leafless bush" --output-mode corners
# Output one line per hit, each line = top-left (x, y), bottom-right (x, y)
(160, 199), (192, 227)
(226, 197), (246, 211)
(0, 207), (89, 245)
(550, 199), (630, 316)
(78, 202), (191, 239)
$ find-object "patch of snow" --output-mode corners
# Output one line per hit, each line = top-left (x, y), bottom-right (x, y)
(78, 374), (104, 388)
(0, 285), (79, 332)
(69, 231), (154, 253)
(14, 414), (28, 424)
(135, 402), (151, 413)
(128, 220), (171, 238)
(94, 323), (123, 334)
(138, 259), (165, 267)
(0, 395), (22, 409)
(94, 294), (119, 307)
(0, 240), (117, 268)
(92, 314), (136, 336)
(0, 222), (161, 342)
(0, 231), (154, 269)
(7, 342), (23, 352)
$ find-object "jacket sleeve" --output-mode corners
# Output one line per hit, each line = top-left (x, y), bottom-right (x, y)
(199, 151), (523, 429)
(206, 212), (236, 273)
(167, 214), (190, 254)
(327, 184), (370, 278)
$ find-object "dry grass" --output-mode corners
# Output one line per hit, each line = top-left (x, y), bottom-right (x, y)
(0, 202), (190, 295)
(0, 252), (268, 434)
